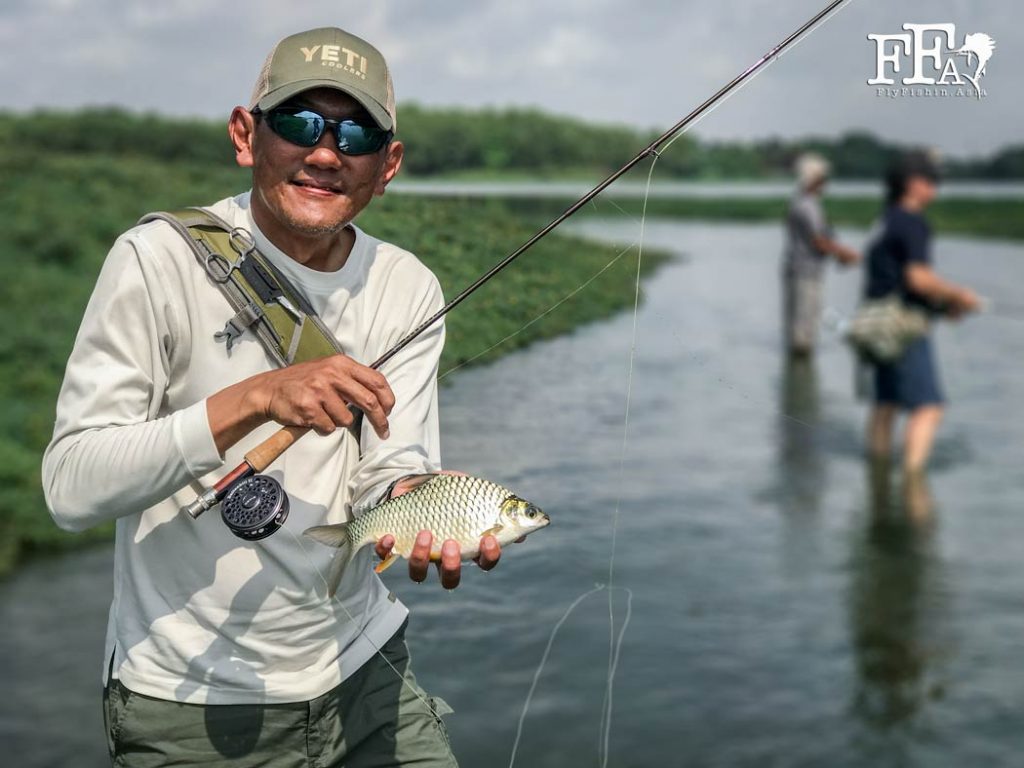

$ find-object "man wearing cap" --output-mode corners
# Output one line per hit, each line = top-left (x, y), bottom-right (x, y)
(42, 27), (483, 766)
(782, 152), (861, 357)
(864, 151), (980, 472)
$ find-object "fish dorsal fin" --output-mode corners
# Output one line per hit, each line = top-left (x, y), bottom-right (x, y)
(391, 473), (442, 497)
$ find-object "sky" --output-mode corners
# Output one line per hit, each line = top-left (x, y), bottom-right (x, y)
(1, 0), (1018, 158)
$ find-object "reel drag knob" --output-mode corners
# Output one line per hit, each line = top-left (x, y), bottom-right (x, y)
(220, 475), (290, 541)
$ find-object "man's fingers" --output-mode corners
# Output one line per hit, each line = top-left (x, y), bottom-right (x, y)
(331, 379), (390, 439)
(375, 534), (395, 560)
(476, 535), (501, 571)
(320, 397), (355, 432)
(346, 363), (396, 416)
(439, 539), (461, 589)
(408, 531), (432, 583)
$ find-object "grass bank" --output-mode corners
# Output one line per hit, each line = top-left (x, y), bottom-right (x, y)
(0, 152), (668, 576)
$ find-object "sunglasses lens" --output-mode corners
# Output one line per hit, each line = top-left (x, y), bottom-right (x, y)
(265, 109), (391, 155)
(267, 110), (324, 146)
(335, 121), (389, 155)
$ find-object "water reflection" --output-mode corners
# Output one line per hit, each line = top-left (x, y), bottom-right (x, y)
(776, 356), (825, 517)
(848, 462), (949, 729)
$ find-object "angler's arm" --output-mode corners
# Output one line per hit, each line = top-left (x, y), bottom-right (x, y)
(905, 263), (979, 313)
(800, 201), (859, 265)
(812, 234), (860, 265)
(41, 236), (223, 532)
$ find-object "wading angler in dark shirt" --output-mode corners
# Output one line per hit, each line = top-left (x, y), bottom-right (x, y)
(865, 205), (944, 408)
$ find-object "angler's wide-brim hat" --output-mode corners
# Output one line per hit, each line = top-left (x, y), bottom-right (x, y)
(249, 27), (397, 131)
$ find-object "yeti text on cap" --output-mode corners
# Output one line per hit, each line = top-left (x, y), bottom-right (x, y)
(299, 43), (368, 80)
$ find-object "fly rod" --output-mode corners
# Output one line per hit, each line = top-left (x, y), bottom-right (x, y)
(184, 0), (853, 533)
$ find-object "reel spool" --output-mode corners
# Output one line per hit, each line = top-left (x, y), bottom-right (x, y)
(220, 474), (290, 540)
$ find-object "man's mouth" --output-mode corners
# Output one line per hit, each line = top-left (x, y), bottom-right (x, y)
(291, 179), (342, 195)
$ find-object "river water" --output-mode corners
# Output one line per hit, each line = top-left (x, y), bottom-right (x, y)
(2, 219), (1023, 767)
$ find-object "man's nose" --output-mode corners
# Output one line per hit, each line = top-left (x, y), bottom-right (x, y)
(304, 130), (344, 167)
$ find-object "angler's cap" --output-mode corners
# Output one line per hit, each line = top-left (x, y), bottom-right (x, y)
(249, 27), (397, 131)
(795, 152), (831, 189)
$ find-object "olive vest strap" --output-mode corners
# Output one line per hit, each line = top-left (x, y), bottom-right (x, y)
(138, 207), (344, 367)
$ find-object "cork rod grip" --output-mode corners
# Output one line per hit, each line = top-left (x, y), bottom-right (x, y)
(244, 425), (310, 472)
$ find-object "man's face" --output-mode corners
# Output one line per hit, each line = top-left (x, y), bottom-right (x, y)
(906, 175), (938, 208)
(232, 88), (403, 244)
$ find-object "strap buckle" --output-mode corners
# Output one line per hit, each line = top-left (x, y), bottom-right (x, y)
(213, 302), (268, 350)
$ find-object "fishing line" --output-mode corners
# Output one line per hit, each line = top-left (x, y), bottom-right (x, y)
(506, 585), (633, 768)
(504, 155), (655, 768)
(600, 154), (656, 768)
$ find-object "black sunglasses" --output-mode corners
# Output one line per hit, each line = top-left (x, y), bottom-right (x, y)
(254, 107), (393, 156)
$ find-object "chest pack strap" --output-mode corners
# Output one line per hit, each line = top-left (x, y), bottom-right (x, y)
(138, 208), (344, 367)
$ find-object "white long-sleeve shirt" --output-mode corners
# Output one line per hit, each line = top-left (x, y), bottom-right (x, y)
(41, 192), (445, 704)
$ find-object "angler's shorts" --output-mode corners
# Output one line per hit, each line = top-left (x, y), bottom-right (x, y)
(102, 620), (457, 768)
(783, 273), (824, 353)
(873, 335), (945, 410)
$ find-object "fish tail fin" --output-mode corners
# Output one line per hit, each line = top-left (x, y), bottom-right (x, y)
(304, 522), (358, 597)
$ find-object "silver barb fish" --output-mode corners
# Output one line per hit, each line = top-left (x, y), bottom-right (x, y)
(304, 474), (550, 594)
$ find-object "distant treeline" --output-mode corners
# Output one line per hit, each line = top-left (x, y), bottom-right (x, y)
(1, 105), (1021, 179)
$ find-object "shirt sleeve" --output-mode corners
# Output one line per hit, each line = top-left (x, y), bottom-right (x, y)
(347, 272), (445, 514)
(41, 233), (223, 532)
(900, 214), (931, 266)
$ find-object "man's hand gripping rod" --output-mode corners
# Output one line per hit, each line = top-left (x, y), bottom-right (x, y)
(183, 0), (852, 521)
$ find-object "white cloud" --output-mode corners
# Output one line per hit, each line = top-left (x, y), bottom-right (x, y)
(0, 0), (1018, 156)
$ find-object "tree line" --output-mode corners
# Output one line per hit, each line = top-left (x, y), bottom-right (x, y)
(1, 105), (1020, 179)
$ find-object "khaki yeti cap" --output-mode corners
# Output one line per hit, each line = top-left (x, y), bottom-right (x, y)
(249, 27), (397, 131)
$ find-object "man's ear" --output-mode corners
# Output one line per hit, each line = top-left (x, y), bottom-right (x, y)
(375, 140), (404, 196)
(228, 107), (257, 169)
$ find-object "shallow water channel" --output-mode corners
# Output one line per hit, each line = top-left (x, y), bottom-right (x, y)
(3, 219), (1023, 767)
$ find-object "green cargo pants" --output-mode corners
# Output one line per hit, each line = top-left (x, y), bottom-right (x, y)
(102, 622), (457, 767)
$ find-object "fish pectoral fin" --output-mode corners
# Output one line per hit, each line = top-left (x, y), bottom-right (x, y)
(480, 524), (504, 539)
(374, 554), (400, 574)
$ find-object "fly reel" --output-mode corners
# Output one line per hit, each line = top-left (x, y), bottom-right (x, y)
(220, 474), (290, 540)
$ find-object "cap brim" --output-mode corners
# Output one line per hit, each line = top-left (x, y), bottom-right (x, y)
(256, 79), (393, 131)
